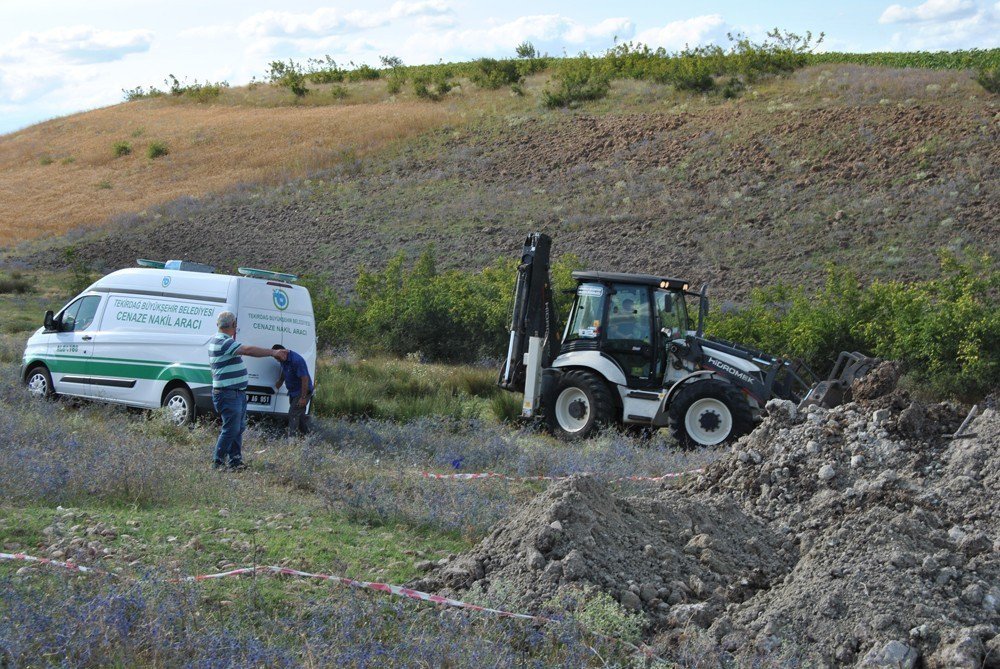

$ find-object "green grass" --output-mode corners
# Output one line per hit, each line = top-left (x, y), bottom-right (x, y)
(0, 504), (468, 586)
(0, 271), (82, 335)
(312, 357), (505, 421)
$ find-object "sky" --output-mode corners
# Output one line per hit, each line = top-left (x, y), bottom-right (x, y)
(1, 0), (998, 134)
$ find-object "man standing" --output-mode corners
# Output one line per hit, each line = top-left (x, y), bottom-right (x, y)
(272, 344), (313, 437)
(208, 311), (285, 470)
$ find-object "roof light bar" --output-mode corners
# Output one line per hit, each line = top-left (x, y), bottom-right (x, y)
(238, 267), (299, 283)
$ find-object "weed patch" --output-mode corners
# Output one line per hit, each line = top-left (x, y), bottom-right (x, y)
(112, 140), (132, 157)
(146, 141), (169, 159)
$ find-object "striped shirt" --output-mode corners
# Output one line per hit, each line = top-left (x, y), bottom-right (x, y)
(207, 333), (248, 390)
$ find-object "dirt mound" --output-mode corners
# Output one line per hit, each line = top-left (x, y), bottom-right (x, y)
(689, 397), (999, 666)
(412, 476), (792, 624)
(420, 392), (1000, 666)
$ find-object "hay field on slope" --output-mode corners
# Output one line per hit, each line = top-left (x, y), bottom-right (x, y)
(0, 99), (457, 246)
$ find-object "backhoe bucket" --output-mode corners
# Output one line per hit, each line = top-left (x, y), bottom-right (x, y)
(799, 351), (879, 410)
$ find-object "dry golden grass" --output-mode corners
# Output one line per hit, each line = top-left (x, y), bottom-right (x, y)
(0, 96), (459, 247)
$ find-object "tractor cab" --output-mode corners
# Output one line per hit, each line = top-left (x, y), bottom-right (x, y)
(560, 272), (690, 389)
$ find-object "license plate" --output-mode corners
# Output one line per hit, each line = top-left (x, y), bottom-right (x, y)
(247, 394), (271, 405)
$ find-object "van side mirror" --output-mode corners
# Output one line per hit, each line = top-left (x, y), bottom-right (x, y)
(44, 310), (55, 331)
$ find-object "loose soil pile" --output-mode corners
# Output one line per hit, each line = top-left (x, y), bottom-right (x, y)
(416, 369), (1000, 667)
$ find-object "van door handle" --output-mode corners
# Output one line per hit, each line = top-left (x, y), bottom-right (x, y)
(81, 335), (93, 341)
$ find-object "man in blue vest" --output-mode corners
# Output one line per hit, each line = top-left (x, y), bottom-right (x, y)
(207, 311), (285, 470)
(272, 344), (314, 437)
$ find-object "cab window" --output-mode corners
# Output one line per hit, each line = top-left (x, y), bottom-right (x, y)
(564, 283), (605, 342)
(655, 289), (688, 338)
(607, 284), (650, 343)
(59, 295), (102, 332)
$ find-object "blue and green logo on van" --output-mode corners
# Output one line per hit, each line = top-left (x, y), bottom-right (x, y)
(161, 276), (171, 288)
(273, 289), (289, 311)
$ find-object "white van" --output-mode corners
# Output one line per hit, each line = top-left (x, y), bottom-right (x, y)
(20, 260), (317, 423)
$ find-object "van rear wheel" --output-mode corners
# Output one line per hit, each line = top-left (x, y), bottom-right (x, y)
(162, 387), (195, 425)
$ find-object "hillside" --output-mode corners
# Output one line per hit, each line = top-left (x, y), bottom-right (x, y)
(3, 63), (998, 300)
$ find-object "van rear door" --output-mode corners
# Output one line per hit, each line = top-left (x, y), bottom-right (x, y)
(235, 279), (315, 414)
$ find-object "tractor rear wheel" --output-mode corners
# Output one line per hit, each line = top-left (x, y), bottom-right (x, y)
(547, 370), (615, 440)
(668, 380), (754, 447)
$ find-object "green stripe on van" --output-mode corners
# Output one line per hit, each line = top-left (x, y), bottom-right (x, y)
(43, 356), (212, 385)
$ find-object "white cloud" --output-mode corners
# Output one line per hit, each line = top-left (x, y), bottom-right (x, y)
(633, 15), (729, 51)
(879, 0), (976, 23)
(397, 14), (634, 62)
(235, 1), (451, 39)
(882, 0), (1000, 48)
(0, 25), (153, 64)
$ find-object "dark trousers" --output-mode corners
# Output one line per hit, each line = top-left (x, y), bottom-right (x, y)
(288, 394), (311, 437)
(213, 388), (247, 466)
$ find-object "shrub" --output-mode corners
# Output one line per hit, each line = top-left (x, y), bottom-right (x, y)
(412, 65), (455, 101)
(147, 141), (169, 159)
(64, 246), (94, 295)
(709, 253), (999, 400)
(515, 41), (548, 75)
(0, 272), (31, 294)
(306, 55), (345, 83)
(470, 58), (523, 90)
(975, 68), (1000, 94)
(112, 140), (132, 157)
(267, 60), (309, 97)
(381, 55), (407, 94)
(573, 588), (646, 645)
(162, 74), (227, 102)
(38, 155), (53, 165)
(542, 56), (612, 108)
(122, 86), (164, 101)
(345, 63), (380, 82)
(314, 248), (582, 363)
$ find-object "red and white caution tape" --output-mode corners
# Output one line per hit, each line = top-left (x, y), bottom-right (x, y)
(1, 552), (548, 622)
(0, 551), (113, 576)
(172, 564), (554, 622)
(417, 468), (703, 482)
(1, 551), (657, 658)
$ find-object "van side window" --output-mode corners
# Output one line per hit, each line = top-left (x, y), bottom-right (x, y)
(59, 295), (101, 332)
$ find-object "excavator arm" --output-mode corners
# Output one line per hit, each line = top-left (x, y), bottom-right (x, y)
(498, 233), (560, 416)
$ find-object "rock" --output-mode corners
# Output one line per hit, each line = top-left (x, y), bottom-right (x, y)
(440, 556), (484, 587)
(930, 634), (984, 669)
(639, 582), (658, 603)
(525, 547), (545, 571)
(851, 455), (865, 468)
(619, 589), (642, 612)
(963, 583), (985, 606)
(861, 640), (919, 668)
(667, 602), (711, 628)
(415, 560), (434, 572)
(872, 409), (891, 427)
(959, 533), (992, 557)
(819, 464), (837, 482)
(766, 399), (797, 422)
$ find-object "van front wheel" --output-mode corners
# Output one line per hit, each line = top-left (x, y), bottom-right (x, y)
(162, 387), (195, 425)
(25, 366), (55, 399)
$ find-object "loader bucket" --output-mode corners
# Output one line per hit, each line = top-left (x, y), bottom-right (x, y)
(799, 351), (879, 410)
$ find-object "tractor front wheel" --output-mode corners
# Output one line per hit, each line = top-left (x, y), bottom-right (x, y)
(668, 380), (754, 447)
(546, 370), (615, 440)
